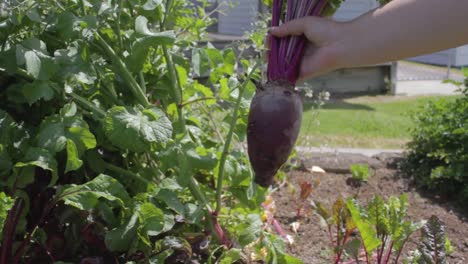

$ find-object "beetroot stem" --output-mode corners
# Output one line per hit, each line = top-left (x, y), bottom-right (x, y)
(267, 0), (331, 84)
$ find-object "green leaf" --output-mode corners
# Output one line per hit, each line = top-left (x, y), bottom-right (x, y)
(367, 195), (389, 236)
(155, 236), (192, 259)
(135, 16), (175, 40)
(193, 82), (214, 98)
(85, 150), (107, 174)
(0, 144), (12, 177)
(20, 81), (55, 105)
(142, 0), (163, 10)
(104, 106), (172, 153)
(15, 147), (58, 186)
(191, 48), (210, 77)
(277, 254), (303, 264)
(105, 212), (139, 252)
(128, 30), (175, 72)
(149, 250), (173, 263)
(238, 214), (262, 246)
(138, 203), (165, 236)
(56, 174), (130, 210)
(346, 199), (382, 256)
(313, 200), (331, 225)
(0, 192), (15, 241)
(156, 189), (185, 216)
(218, 78), (231, 100)
(221, 49), (236, 76)
(26, 8), (41, 23)
(417, 215), (447, 264)
(176, 65), (188, 89)
(344, 238), (362, 260)
(36, 103), (96, 154)
(56, 12), (97, 40)
(67, 126), (97, 153)
(218, 248), (242, 264)
(332, 197), (346, 226)
(350, 164), (370, 182)
(0, 48), (18, 73)
(16, 39), (58, 80)
(184, 144), (217, 171)
(36, 120), (67, 153)
(65, 139), (83, 173)
(24, 50), (41, 78)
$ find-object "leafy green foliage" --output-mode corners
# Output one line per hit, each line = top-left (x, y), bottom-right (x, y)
(312, 198), (357, 263)
(348, 195), (424, 264)
(104, 106), (172, 152)
(0, 192), (14, 241)
(405, 83), (468, 201)
(405, 216), (449, 264)
(0, 0), (292, 262)
(56, 174), (131, 210)
(417, 216), (448, 264)
(346, 199), (382, 257)
(314, 195), (423, 263)
(350, 163), (370, 183)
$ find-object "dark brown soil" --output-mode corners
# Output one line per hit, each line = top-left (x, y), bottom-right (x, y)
(272, 154), (468, 264)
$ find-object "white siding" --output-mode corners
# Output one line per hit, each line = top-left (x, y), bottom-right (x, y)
(333, 0), (379, 21)
(455, 45), (468, 66)
(217, 0), (379, 36)
(409, 49), (456, 66)
(410, 46), (468, 67)
(218, 0), (258, 36)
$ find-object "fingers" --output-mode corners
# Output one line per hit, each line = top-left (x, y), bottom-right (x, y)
(297, 47), (336, 82)
(269, 17), (312, 37)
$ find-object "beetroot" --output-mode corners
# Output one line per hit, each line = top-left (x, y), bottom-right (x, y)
(247, 0), (344, 186)
(247, 81), (303, 187)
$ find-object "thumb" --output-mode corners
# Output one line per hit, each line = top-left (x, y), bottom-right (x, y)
(269, 17), (311, 37)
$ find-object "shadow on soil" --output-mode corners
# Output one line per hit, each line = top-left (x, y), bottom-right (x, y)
(397, 170), (468, 220)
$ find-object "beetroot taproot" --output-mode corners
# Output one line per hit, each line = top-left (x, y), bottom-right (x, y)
(247, 81), (303, 187)
(247, 0), (344, 186)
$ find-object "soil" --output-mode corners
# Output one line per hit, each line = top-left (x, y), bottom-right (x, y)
(272, 153), (468, 264)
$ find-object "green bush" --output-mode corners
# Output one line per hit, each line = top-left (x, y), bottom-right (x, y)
(405, 81), (468, 200)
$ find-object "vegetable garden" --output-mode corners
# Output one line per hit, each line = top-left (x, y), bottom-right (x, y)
(0, 0), (466, 263)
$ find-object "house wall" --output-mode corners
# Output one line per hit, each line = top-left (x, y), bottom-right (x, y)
(216, 0), (379, 35)
(333, 0), (379, 21)
(455, 45), (468, 66)
(409, 45), (468, 67)
(409, 49), (456, 66)
(217, 0), (258, 36)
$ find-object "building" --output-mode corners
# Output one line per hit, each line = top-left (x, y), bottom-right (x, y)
(213, 0), (468, 67)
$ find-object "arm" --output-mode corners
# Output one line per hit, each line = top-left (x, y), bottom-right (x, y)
(270, 0), (468, 81)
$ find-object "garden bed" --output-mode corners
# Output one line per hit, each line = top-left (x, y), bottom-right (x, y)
(273, 153), (468, 263)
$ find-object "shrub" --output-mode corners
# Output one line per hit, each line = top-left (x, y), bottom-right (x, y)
(405, 76), (468, 201)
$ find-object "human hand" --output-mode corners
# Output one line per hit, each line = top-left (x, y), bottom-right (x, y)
(269, 16), (346, 82)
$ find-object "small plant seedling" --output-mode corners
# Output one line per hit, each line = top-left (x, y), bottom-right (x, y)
(350, 164), (371, 183)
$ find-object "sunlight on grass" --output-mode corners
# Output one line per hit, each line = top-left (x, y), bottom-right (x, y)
(298, 95), (459, 149)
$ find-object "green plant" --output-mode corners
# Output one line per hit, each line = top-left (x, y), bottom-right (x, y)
(404, 215), (451, 264)
(350, 164), (371, 183)
(405, 71), (468, 201)
(0, 0), (298, 263)
(314, 195), (424, 264)
(313, 197), (356, 264)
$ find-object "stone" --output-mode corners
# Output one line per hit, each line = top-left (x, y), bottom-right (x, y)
(301, 153), (384, 174)
(372, 152), (405, 169)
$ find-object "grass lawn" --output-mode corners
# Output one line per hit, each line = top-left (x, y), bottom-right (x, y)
(298, 95), (458, 149)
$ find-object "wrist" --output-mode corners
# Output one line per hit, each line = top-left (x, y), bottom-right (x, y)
(329, 21), (355, 70)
